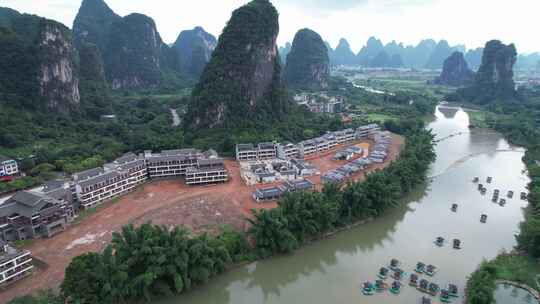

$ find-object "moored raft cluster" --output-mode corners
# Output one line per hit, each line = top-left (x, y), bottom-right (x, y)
(363, 259), (459, 302)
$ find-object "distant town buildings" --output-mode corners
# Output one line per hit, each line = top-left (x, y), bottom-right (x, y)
(293, 92), (345, 114)
(0, 157), (19, 178)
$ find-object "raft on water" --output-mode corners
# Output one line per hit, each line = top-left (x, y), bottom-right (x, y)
(362, 282), (375, 295)
(507, 191), (514, 198)
(453, 239), (461, 250)
(478, 183), (484, 190)
(440, 289), (451, 303)
(390, 280), (401, 294)
(499, 199), (506, 206)
(473, 177), (479, 183)
(409, 273), (419, 287)
(451, 204), (458, 212)
(422, 296), (432, 304)
(487, 177), (492, 183)
(378, 267), (389, 279)
(480, 214), (488, 223)
(424, 264), (438, 276)
(389, 258), (400, 271)
(521, 192), (528, 200)
(415, 262), (426, 273)
(435, 237), (445, 247)
(392, 268), (405, 280)
(375, 279), (388, 292)
(418, 279), (430, 292)
(448, 284), (459, 297)
(428, 282), (440, 296)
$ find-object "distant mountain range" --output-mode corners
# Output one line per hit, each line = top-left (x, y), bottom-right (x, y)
(280, 36), (540, 71)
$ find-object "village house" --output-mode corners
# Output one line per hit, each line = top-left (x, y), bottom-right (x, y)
(144, 149), (201, 178)
(185, 158), (228, 185)
(0, 157), (19, 178)
(0, 188), (74, 242)
(71, 153), (148, 209)
(0, 241), (33, 288)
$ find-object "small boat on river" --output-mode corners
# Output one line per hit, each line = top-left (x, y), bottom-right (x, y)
(378, 267), (389, 279)
(435, 236), (445, 247)
(440, 289), (451, 303)
(473, 177), (479, 183)
(480, 214), (488, 223)
(422, 296), (432, 304)
(415, 262), (426, 273)
(375, 279), (388, 292)
(425, 264), (438, 276)
(453, 239), (462, 250)
(451, 204), (458, 212)
(492, 196), (499, 202)
(480, 187), (487, 194)
(507, 190), (514, 198)
(521, 192), (528, 200)
(409, 273), (419, 287)
(392, 268), (405, 280)
(362, 282), (375, 295)
(487, 177), (492, 183)
(389, 258), (400, 271)
(418, 279), (430, 292)
(478, 183), (484, 190)
(428, 282), (440, 296)
(448, 284), (459, 297)
(390, 280), (401, 294)
(499, 199), (506, 206)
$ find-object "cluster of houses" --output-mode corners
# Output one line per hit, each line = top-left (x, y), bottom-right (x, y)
(293, 92), (345, 114)
(322, 131), (391, 184)
(0, 149), (227, 241)
(235, 124), (381, 162)
(242, 159), (318, 185)
(252, 179), (316, 202)
(0, 156), (19, 182)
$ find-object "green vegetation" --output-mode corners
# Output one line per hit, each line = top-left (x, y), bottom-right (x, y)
(284, 28), (329, 90)
(466, 253), (540, 304)
(58, 224), (250, 303)
(7, 290), (62, 304)
(453, 40), (518, 104)
(185, 0), (290, 130)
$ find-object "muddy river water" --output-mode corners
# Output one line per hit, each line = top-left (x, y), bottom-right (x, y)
(156, 106), (530, 304)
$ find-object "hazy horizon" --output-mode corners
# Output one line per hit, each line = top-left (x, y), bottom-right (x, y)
(2, 0), (539, 54)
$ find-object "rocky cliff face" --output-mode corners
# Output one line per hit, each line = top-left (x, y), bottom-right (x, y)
(104, 13), (171, 90)
(185, 0), (289, 130)
(456, 40), (517, 103)
(38, 21), (80, 108)
(173, 26), (217, 79)
(0, 8), (80, 111)
(284, 28), (330, 90)
(434, 51), (474, 86)
(72, 0), (120, 53)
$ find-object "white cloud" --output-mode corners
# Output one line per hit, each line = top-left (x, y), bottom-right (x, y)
(1, 0), (539, 53)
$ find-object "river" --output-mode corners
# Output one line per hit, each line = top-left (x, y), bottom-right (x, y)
(155, 106), (530, 304)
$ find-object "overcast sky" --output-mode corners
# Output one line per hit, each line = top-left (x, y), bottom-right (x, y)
(2, 0), (539, 54)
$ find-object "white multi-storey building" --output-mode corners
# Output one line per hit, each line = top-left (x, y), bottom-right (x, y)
(185, 158), (228, 185)
(235, 144), (258, 161)
(0, 241), (33, 287)
(0, 157), (18, 177)
(257, 143), (277, 160)
(276, 143), (300, 159)
(144, 149), (201, 178)
(356, 124), (381, 139)
(72, 153), (147, 209)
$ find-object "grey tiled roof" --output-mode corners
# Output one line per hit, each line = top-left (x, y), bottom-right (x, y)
(73, 167), (105, 181)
